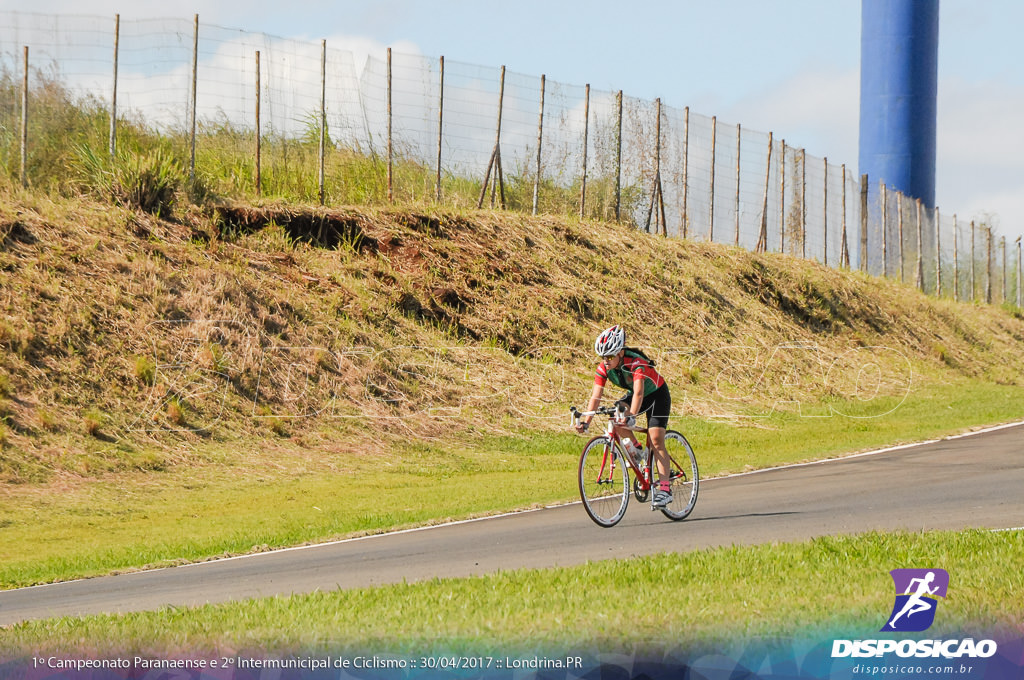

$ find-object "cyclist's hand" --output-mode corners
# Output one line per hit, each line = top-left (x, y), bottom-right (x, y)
(623, 415), (636, 429)
(574, 421), (590, 434)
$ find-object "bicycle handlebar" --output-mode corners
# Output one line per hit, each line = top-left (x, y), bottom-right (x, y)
(570, 405), (641, 430)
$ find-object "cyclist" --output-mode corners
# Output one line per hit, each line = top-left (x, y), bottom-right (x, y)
(573, 324), (674, 508)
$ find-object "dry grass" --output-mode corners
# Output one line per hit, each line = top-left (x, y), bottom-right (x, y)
(1, 184), (1023, 486)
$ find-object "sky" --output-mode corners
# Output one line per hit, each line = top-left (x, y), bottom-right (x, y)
(6, 0), (1024, 242)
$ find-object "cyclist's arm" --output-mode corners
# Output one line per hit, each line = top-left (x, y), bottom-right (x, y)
(627, 373), (645, 416)
(582, 383), (604, 424)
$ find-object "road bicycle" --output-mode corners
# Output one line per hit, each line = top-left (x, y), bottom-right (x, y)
(570, 405), (699, 527)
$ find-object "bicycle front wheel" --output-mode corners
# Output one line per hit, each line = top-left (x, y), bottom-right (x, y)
(659, 431), (699, 521)
(578, 436), (629, 527)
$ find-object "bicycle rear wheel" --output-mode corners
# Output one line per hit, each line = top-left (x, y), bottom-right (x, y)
(659, 431), (699, 521)
(578, 436), (629, 527)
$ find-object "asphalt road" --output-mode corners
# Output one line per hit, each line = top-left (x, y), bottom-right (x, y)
(3, 423), (1022, 625)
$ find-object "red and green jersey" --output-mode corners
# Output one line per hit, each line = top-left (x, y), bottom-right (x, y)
(594, 350), (665, 396)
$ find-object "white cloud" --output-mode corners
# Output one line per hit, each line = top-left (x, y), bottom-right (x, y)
(710, 66), (860, 164)
(937, 77), (1024, 239)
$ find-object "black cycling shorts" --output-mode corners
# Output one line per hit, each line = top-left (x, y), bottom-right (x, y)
(616, 383), (671, 430)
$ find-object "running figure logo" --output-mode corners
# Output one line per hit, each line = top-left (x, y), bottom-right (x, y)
(882, 569), (949, 632)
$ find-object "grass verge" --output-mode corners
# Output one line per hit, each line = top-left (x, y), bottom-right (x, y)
(1, 376), (1021, 589)
(3, 529), (1021, 655)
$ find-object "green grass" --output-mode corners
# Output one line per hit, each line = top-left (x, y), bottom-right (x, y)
(1, 376), (1021, 589)
(3, 529), (1021, 655)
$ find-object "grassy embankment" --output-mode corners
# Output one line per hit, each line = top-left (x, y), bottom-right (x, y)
(1, 187), (1023, 593)
(0, 71), (1023, 648)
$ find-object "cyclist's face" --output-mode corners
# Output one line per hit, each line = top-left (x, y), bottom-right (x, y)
(602, 353), (621, 368)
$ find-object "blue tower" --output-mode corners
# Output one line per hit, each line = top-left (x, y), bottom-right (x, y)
(859, 0), (940, 207)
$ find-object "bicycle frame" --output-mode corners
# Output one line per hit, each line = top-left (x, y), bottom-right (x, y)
(572, 406), (653, 492)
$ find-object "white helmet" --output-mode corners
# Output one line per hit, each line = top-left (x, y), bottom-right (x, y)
(594, 325), (625, 357)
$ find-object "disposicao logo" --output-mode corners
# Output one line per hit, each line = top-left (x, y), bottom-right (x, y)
(831, 568), (998, 660)
(881, 568), (948, 632)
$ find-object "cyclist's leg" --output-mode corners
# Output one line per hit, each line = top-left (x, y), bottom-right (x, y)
(648, 427), (669, 479)
(643, 385), (672, 481)
(643, 386), (673, 507)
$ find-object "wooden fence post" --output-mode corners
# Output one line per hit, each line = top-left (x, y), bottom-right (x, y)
(800, 149), (806, 259)
(709, 115), (717, 242)
(478, 66), (506, 209)
(755, 132), (772, 253)
(255, 50), (261, 196)
(532, 74), (546, 215)
(915, 198), (924, 291)
(645, 98), (665, 235)
(840, 164), (849, 267)
(109, 14), (119, 158)
(860, 174), (868, 273)
(319, 40), (327, 206)
(579, 84), (589, 218)
(614, 90), (622, 221)
(435, 56), (444, 203)
(897, 195), (905, 283)
(734, 123), (741, 246)
(881, 183), (888, 277)
(681, 106), (689, 238)
(657, 98), (666, 236)
(1002, 236), (1008, 303)
(952, 214), (959, 301)
(20, 46), (28, 188)
(935, 207), (942, 297)
(970, 221), (976, 301)
(780, 140), (786, 254)
(386, 47), (392, 204)
(823, 157), (828, 266)
(1011, 236), (1019, 305)
(986, 226), (992, 304)
(189, 14), (198, 183)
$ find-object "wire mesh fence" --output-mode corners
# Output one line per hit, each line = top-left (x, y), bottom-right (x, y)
(1, 11), (1020, 307)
